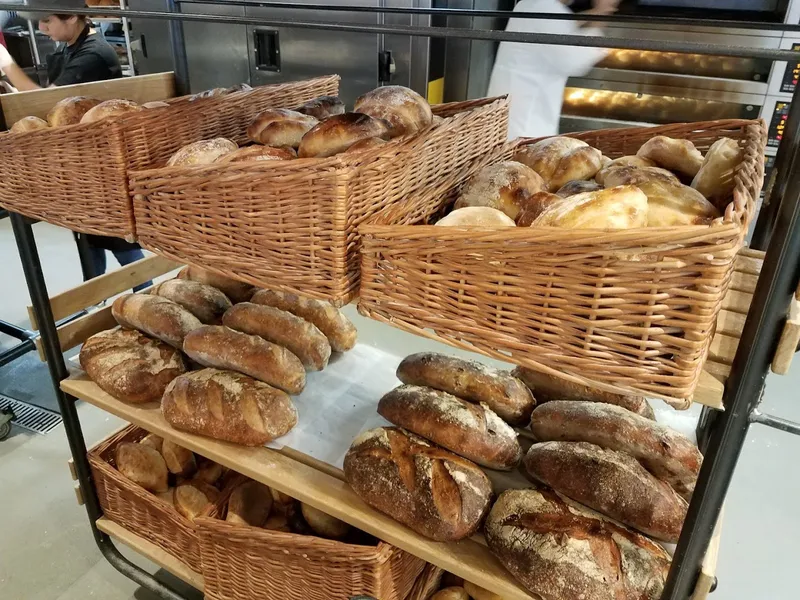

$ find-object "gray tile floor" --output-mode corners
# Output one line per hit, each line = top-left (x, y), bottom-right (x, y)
(0, 219), (797, 599)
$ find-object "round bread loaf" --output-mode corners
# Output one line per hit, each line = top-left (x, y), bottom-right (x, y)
(454, 161), (546, 221)
(435, 207), (516, 227)
(513, 136), (604, 192)
(342, 137), (388, 154)
(300, 503), (351, 539)
(167, 138), (238, 167)
(46, 96), (102, 127)
(295, 95), (346, 120)
(226, 480), (273, 527)
(637, 135), (704, 178)
(115, 442), (169, 493)
(10, 116), (49, 133)
(151, 279), (233, 325)
(178, 265), (255, 303)
(354, 85), (433, 137)
(80, 99), (143, 124)
(247, 108), (318, 147)
(139, 433), (163, 453)
(297, 112), (390, 158)
(215, 145), (296, 163)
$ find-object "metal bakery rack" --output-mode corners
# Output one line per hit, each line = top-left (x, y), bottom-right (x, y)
(3, 3), (800, 600)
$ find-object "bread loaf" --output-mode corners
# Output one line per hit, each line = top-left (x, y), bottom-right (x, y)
(530, 401), (702, 499)
(378, 385), (522, 470)
(247, 108), (318, 147)
(453, 161), (546, 221)
(532, 185), (648, 229)
(79, 99), (142, 124)
(112, 294), (203, 349)
(155, 487), (175, 506)
(175, 480), (219, 520)
(600, 164), (680, 188)
(80, 327), (187, 403)
(183, 325), (306, 394)
(485, 488), (670, 600)
(595, 155), (657, 185)
(301, 503), (351, 539)
(46, 96), (101, 127)
(295, 95), (346, 120)
(161, 439), (197, 476)
(151, 279), (233, 325)
(215, 145), (296, 163)
(250, 289), (357, 353)
(435, 207), (516, 227)
(194, 458), (226, 486)
(635, 178), (720, 226)
(10, 116), (49, 133)
(263, 511), (291, 532)
(396, 352), (535, 425)
(178, 265), (255, 303)
(463, 582), (503, 600)
(162, 368), (298, 446)
(512, 366), (655, 418)
(342, 137), (388, 154)
(514, 191), (562, 226)
(139, 433), (163, 453)
(167, 138), (237, 166)
(297, 112), (390, 158)
(513, 137), (604, 192)
(691, 137), (742, 209)
(343, 427), (492, 541)
(524, 441), (688, 542)
(226, 480), (273, 527)
(430, 588), (469, 600)
(637, 136), (704, 178)
(354, 85), (433, 137)
(555, 179), (603, 197)
(115, 442), (169, 493)
(223, 302), (331, 371)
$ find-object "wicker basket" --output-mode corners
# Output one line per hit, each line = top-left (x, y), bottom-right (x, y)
(358, 119), (767, 404)
(129, 96), (510, 306)
(0, 75), (340, 240)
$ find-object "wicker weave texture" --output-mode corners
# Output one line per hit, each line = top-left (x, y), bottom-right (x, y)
(0, 76), (340, 240)
(358, 119), (766, 403)
(130, 96), (510, 306)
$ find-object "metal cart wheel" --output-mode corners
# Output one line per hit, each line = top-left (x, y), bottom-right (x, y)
(0, 420), (11, 441)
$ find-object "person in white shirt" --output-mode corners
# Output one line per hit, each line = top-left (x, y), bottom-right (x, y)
(488, 0), (620, 138)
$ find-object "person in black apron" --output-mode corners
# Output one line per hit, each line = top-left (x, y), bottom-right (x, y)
(1, 0), (150, 290)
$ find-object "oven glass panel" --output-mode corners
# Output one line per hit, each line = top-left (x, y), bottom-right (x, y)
(768, 102), (790, 147)
(639, 0), (779, 9)
(598, 50), (769, 82)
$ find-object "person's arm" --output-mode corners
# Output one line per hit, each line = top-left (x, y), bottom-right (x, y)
(0, 43), (42, 91)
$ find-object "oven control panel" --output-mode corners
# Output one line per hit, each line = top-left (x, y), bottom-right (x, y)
(768, 101), (791, 147)
(780, 44), (800, 94)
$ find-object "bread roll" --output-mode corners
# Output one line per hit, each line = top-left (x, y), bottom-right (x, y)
(250, 289), (357, 353)
(183, 325), (306, 394)
(637, 135), (704, 178)
(532, 185), (648, 229)
(167, 138), (237, 166)
(223, 302), (331, 371)
(10, 116), (49, 133)
(161, 439), (197, 476)
(177, 265), (255, 303)
(485, 488), (670, 600)
(215, 145), (296, 163)
(435, 207), (516, 227)
(453, 161), (546, 221)
(524, 441), (688, 542)
(342, 137), (388, 154)
(139, 433), (163, 453)
(297, 112), (390, 158)
(80, 99), (142, 124)
(463, 582), (503, 600)
(378, 385), (522, 470)
(151, 279), (233, 325)
(354, 85), (433, 137)
(595, 155), (657, 184)
(175, 480), (219, 520)
(46, 96), (101, 127)
(512, 366), (654, 418)
(691, 137), (742, 209)
(514, 191), (562, 226)
(162, 368), (298, 445)
(294, 95), (346, 120)
(300, 503), (351, 539)
(194, 458), (227, 486)
(396, 352), (535, 426)
(555, 179), (602, 197)
(247, 108), (318, 147)
(80, 327), (187, 403)
(226, 480), (273, 527)
(115, 442), (169, 493)
(530, 401), (702, 499)
(344, 427), (492, 541)
(112, 294), (203, 349)
(513, 137), (604, 191)
(636, 179), (720, 226)
(430, 588), (469, 600)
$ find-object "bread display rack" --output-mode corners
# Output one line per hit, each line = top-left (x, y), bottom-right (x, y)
(4, 4), (800, 600)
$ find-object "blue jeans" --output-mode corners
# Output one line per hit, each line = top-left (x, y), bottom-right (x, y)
(89, 245), (152, 292)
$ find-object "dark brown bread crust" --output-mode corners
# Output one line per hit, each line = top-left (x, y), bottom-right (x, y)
(151, 279), (233, 325)
(354, 85), (433, 137)
(46, 96), (101, 127)
(294, 95), (346, 120)
(297, 112), (390, 158)
(524, 441), (688, 542)
(111, 294), (203, 349)
(343, 427), (492, 541)
(530, 401), (701, 499)
(177, 265), (255, 304)
(246, 108), (318, 147)
(378, 385), (521, 470)
(396, 353), (535, 426)
(485, 487), (670, 600)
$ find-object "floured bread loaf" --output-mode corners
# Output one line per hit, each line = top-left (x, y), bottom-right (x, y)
(112, 294), (203, 349)
(151, 279), (233, 325)
(167, 138), (237, 166)
(294, 95), (346, 120)
(247, 108), (318, 148)
(453, 161), (545, 221)
(215, 145), (296, 163)
(10, 116), (49, 133)
(354, 85), (433, 137)
(514, 137), (604, 192)
(436, 207), (516, 227)
(691, 137), (743, 210)
(47, 96), (101, 127)
(637, 136), (704, 178)
(532, 185), (648, 229)
(80, 99), (142, 124)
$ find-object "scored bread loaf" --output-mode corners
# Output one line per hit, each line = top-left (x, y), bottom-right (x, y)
(247, 108), (318, 147)
(297, 112), (390, 158)
(530, 401), (702, 499)
(167, 138), (237, 166)
(343, 427), (492, 541)
(250, 289), (357, 353)
(637, 136), (704, 178)
(215, 145), (296, 163)
(691, 137), (742, 209)
(300, 503), (351, 539)
(512, 366), (655, 418)
(177, 265), (255, 303)
(532, 185), (648, 229)
(396, 352), (535, 426)
(513, 137), (604, 192)
(377, 385), (522, 470)
(80, 327), (187, 403)
(453, 161), (546, 221)
(10, 116), (49, 133)
(354, 85), (433, 137)
(294, 95), (346, 120)
(151, 279), (233, 325)
(112, 294), (203, 349)
(161, 439), (197, 477)
(79, 99), (142, 124)
(485, 487), (670, 600)
(175, 480), (220, 520)
(183, 325), (306, 394)
(524, 441), (688, 542)
(226, 480), (273, 527)
(115, 442), (169, 493)
(46, 96), (101, 127)
(162, 368), (298, 446)
(223, 302), (331, 371)
(435, 207), (516, 227)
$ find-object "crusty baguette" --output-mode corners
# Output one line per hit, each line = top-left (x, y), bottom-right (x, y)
(530, 401), (701, 499)
(485, 487), (670, 600)
(115, 442), (169, 493)
(343, 427), (492, 541)
(177, 265), (255, 303)
(112, 294), (203, 349)
(250, 289), (356, 352)
(396, 352), (535, 425)
(377, 385), (521, 470)
(223, 302), (331, 371)
(151, 279), (233, 325)
(226, 480), (273, 527)
(162, 368), (298, 446)
(182, 325), (305, 394)
(524, 441), (688, 542)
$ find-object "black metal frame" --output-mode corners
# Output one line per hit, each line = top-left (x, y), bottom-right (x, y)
(5, 4), (800, 600)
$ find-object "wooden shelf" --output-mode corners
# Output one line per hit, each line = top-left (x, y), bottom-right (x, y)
(96, 517), (204, 591)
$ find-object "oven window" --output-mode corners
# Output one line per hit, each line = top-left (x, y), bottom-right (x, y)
(639, 0), (779, 9)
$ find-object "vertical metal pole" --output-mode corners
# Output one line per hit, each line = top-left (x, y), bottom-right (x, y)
(167, 0), (191, 95)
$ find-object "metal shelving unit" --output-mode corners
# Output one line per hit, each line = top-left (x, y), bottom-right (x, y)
(3, 4), (800, 600)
